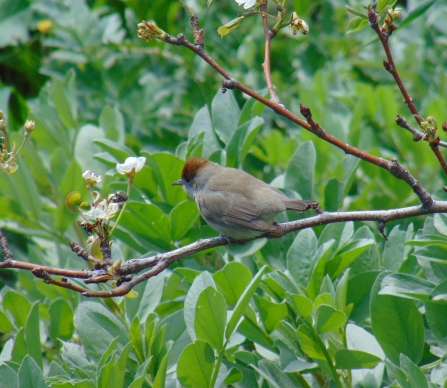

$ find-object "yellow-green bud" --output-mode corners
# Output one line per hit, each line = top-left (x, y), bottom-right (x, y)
(290, 12), (309, 35)
(392, 8), (401, 20)
(137, 21), (167, 41)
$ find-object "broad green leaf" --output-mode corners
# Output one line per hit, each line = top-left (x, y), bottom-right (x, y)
(74, 124), (105, 174)
(11, 328), (27, 365)
(399, 0), (437, 30)
(335, 349), (381, 369)
(3, 289), (31, 327)
(287, 228), (317, 287)
(217, 17), (244, 38)
(187, 105), (220, 158)
(370, 273), (424, 365)
(377, 0), (397, 13)
(226, 265), (268, 340)
(0, 310), (12, 333)
(93, 139), (133, 163)
(324, 178), (341, 211)
(18, 355), (46, 388)
(153, 346), (171, 388)
(213, 262), (252, 307)
(128, 358), (151, 388)
(0, 364), (18, 388)
(49, 299), (74, 340)
(237, 317), (275, 351)
(73, 301), (129, 362)
(99, 105), (125, 143)
(297, 324), (325, 360)
(379, 273), (434, 301)
(345, 6), (368, 18)
(424, 302), (447, 342)
(315, 305), (347, 333)
(170, 199), (200, 241)
(119, 202), (171, 250)
(184, 272), (216, 342)
(400, 354), (429, 388)
(383, 225), (410, 271)
(0, 0), (31, 47)
(346, 17), (369, 34)
(125, 268), (164, 323)
(129, 317), (145, 362)
(50, 70), (78, 129)
(253, 295), (287, 333)
(251, 360), (299, 388)
(284, 141), (315, 200)
(194, 287), (227, 350)
(177, 340), (215, 388)
(327, 239), (375, 278)
(288, 294), (313, 318)
(211, 90), (240, 144)
(307, 240), (336, 300)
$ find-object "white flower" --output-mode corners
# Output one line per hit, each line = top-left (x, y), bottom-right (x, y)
(235, 0), (257, 10)
(83, 200), (119, 220)
(82, 170), (102, 184)
(116, 156), (146, 176)
(290, 12), (309, 35)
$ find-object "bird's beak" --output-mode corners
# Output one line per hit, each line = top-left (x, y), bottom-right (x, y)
(172, 179), (183, 186)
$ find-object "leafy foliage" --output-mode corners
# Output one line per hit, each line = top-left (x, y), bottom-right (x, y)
(1, 0), (447, 387)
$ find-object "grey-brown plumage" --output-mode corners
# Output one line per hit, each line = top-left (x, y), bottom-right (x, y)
(173, 157), (318, 239)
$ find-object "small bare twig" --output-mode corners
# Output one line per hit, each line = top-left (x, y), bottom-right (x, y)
(260, 0), (280, 104)
(369, 9), (447, 176)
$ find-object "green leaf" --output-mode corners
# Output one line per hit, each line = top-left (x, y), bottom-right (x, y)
(288, 294), (313, 318)
(335, 349), (381, 369)
(424, 302), (447, 342)
(297, 324), (325, 360)
(74, 123), (106, 173)
(128, 358), (151, 388)
(49, 299), (74, 340)
(0, 364), (18, 388)
(129, 317), (145, 363)
(18, 355), (46, 388)
(217, 17), (244, 38)
(377, 0), (397, 14)
(379, 273), (434, 301)
(237, 317), (275, 351)
(306, 240), (336, 300)
(226, 265), (268, 340)
(287, 228), (317, 287)
(50, 70), (78, 129)
(99, 105), (125, 143)
(187, 105), (220, 159)
(284, 141), (315, 200)
(346, 17), (369, 34)
(93, 139), (133, 163)
(211, 90), (240, 144)
(73, 301), (129, 362)
(3, 289), (31, 327)
(213, 262), (252, 307)
(327, 239), (375, 278)
(400, 354), (429, 388)
(315, 305), (347, 333)
(399, 0), (436, 30)
(194, 286), (227, 350)
(177, 340), (215, 388)
(370, 273), (424, 365)
(251, 359), (299, 388)
(153, 346), (171, 388)
(184, 272), (216, 342)
(119, 202), (171, 250)
(344, 6), (368, 18)
(253, 295), (287, 333)
(170, 199), (200, 241)
(0, 0), (31, 47)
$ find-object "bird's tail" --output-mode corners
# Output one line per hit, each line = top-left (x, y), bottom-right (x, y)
(284, 200), (319, 212)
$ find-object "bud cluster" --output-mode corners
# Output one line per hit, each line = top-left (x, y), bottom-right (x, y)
(137, 21), (168, 42)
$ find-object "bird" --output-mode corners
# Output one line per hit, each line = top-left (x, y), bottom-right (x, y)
(173, 157), (318, 239)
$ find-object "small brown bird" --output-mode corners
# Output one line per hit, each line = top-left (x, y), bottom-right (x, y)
(173, 157), (318, 239)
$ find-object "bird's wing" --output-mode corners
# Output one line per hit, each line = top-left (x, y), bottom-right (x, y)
(197, 191), (276, 232)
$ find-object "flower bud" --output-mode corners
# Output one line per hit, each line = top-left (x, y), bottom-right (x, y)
(137, 21), (167, 41)
(290, 12), (309, 35)
(24, 120), (35, 133)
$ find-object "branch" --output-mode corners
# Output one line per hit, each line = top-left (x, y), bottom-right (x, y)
(368, 9), (447, 176)
(3, 201), (447, 298)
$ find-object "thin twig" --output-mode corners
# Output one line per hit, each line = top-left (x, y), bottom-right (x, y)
(260, 0), (280, 104)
